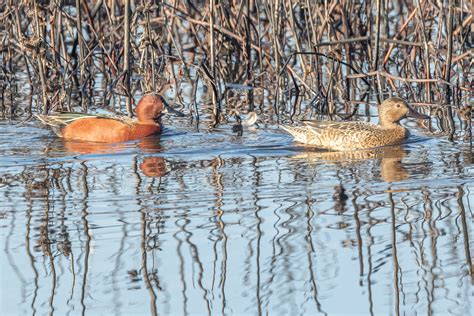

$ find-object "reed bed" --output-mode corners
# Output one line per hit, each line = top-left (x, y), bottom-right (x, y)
(0, 0), (472, 137)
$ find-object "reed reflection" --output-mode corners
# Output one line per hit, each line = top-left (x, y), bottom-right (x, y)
(1, 143), (472, 315)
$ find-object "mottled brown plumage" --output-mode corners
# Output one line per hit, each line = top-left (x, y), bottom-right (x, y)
(280, 97), (429, 151)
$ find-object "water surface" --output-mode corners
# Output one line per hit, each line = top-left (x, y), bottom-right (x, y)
(0, 118), (473, 315)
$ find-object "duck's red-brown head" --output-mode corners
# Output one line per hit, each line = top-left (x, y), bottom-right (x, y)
(136, 94), (167, 124)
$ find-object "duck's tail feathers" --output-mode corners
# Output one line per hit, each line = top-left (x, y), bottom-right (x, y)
(280, 125), (313, 144)
(279, 124), (297, 135)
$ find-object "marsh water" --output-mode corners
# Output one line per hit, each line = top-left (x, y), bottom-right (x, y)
(1, 107), (473, 315)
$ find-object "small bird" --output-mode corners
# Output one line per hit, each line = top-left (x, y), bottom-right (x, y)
(280, 97), (429, 151)
(37, 94), (169, 143)
(232, 111), (258, 134)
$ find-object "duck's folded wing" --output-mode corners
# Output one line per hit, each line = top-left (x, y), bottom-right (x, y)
(37, 112), (137, 127)
(36, 112), (98, 127)
(301, 120), (384, 148)
(302, 120), (377, 132)
(302, 120), (337, 128)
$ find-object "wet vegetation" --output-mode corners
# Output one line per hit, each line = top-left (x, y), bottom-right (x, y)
(0, 0), (472, 139)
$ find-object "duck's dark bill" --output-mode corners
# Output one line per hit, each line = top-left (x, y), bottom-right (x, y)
(407, 109), (430, 120)
(160, 97), (186, 117)
(164, 105), (185, 117)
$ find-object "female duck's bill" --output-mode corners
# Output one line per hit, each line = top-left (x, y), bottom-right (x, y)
(280, 97), (430, 151)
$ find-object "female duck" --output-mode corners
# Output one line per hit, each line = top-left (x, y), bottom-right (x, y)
(280, 97), (429, 151)
(38, 94), (167, 143)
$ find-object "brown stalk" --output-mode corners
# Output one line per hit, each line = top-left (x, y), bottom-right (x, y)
(123, 0), (132, 117)
(35, 16), (48, 113)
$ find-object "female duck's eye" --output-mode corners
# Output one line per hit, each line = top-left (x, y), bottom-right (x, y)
(396, 104), (401, 108)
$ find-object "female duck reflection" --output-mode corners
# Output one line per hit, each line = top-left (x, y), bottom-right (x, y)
(63, 138), (167, 178)
(291, 145), (419, 183)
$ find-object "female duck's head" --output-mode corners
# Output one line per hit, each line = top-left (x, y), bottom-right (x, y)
(378, 97), (429, 126)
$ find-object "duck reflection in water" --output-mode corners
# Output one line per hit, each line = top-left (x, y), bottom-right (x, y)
(63, 137), (167, 178)
(292, 145), (412, 183)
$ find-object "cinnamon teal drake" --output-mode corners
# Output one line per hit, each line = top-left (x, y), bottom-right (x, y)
(280, 97), (429, 151)
(37, 94), (168, 143)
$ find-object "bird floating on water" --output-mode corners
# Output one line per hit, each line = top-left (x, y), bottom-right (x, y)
(232, 111), (258, 134)
(280, 97), (429, 151)
(37, 94), (170, 143)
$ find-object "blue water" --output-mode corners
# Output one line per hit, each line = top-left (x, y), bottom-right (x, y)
(0, 117), (473, 315)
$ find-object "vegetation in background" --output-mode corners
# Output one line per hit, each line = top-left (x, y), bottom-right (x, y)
(0, 0), (472, 138)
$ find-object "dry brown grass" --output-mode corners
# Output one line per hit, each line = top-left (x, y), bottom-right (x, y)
(0, 1), (472, 137)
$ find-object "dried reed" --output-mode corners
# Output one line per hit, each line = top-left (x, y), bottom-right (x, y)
(0, 0), (471, 137)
